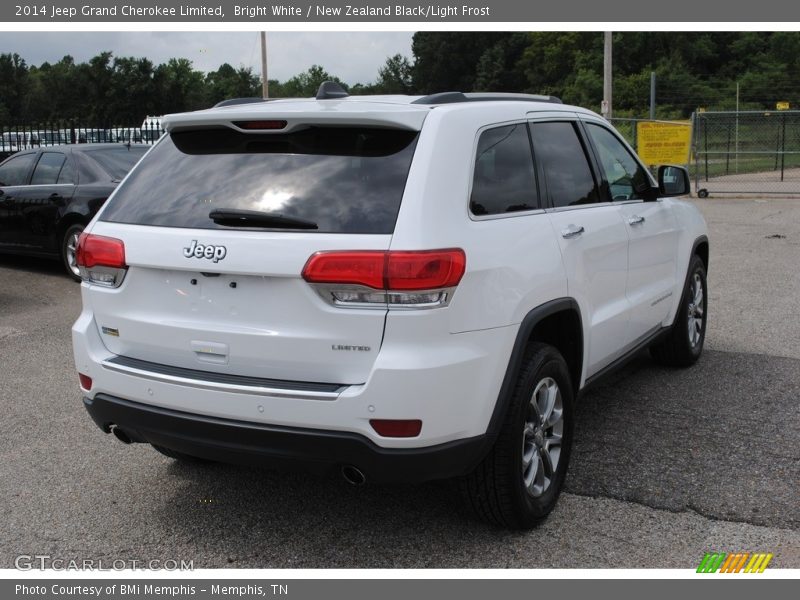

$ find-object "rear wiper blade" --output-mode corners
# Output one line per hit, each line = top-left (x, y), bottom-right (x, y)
(209, 209), (318, 230)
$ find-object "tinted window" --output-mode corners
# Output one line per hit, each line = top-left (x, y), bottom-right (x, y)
(530, 122), (601, 208)
(470, 124), (538, 216)
(101, 127), (419, 234)
(0, 153), (36, 186)
(58, 156), (76, 184)
(31, 152), (67, 185)
(83, 146), (148, 180)
(586, 124), (651, 200)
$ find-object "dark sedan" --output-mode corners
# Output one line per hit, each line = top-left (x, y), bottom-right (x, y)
(0, 144), (149, 279)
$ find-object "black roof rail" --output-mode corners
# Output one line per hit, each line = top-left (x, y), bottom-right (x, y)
(316, 81), (349, 100)
(213, 97), (271, 108)
(412, 92), (562, 105)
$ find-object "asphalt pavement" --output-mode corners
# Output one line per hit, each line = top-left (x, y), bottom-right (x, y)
(1, 197), (798, 569)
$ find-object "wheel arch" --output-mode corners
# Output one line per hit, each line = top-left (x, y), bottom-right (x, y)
(693, 235), (709, 271)
(478, 298), (583, 460)
(56, 212), (89, 244)
(669, 234), (709, 328)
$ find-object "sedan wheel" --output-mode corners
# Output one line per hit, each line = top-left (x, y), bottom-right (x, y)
(61, 224), (85, 281)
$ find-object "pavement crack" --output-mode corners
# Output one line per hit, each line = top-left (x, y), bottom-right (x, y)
(563, 490), (798, 531)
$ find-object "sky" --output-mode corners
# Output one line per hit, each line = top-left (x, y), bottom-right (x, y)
(0, 31), (415, 84)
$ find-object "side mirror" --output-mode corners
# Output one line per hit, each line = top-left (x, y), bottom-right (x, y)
(658, 165), (691, 197)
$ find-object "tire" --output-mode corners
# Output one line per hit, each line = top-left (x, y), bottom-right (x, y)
(650, 254), (707, 367)
(460, 342), (574, 530)
(151, 444), (210, 463)
(60, 223), (84, 282)
(697, 189), (709, 198)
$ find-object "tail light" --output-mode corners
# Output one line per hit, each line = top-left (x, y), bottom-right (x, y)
(78, 373), (93, 391)
(370, 419), (422, 438)
(302, 249), (466, 309)
(76, 233), (128, 288)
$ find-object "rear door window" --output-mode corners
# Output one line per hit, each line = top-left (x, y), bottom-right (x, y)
(31, 152), (67, 185)
(100, 127), (419, 234)
(529, 121), (602, 208)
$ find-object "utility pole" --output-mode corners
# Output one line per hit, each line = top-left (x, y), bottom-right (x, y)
(735, 81), (740, 172)
(260, 31), (269, 99)
(603, 32), (612, 119)
(649, 71), (656, 120)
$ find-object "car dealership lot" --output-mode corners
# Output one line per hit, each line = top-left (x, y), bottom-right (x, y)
(1, 198), (798, 569)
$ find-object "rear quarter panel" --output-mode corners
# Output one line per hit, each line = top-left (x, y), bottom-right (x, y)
(390, 106), (569, 335)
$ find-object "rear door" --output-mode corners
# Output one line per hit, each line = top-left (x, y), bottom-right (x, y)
(87, 125), (419, 385)
(0, 151), (38, 250)
(13, 151), (76, 252)
(530, 118), (631, 376)
(582, 120), (679, 344)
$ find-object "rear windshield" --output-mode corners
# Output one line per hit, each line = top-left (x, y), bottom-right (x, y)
(100, 127), (419, 234)
(83, 146), (149, 180)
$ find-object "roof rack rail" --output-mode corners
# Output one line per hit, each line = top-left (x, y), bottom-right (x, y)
(316, 81), (349, 100)
(213, 97), (271, 108)
(411, 92), (562, 105)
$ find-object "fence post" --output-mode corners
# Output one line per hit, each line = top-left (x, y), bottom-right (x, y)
(726, 121), (731, 175)
(704, 117), (709, 183)
(692, 111), (699, 193)
(781, 112), (786, 182)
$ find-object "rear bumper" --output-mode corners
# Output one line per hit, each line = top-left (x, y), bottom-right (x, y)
(84, 393), (488, 484)
(73, 305), (517, 449)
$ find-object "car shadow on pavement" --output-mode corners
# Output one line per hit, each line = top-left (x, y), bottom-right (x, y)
(0, 253), (65, 278)
(137, 348), (798, 567)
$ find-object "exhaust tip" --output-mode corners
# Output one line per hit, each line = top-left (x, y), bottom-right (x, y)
(341, 465), (366, 486)
(110, 425), (132, 444)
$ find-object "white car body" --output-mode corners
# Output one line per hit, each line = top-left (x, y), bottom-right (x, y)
(72, 90), (708, 488)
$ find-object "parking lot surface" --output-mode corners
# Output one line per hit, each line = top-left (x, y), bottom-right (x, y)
(1, 197), (798, 568)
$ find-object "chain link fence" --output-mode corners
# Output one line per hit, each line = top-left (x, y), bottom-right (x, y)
(692, 110), (800, 196)
(608, 118), (640, 149)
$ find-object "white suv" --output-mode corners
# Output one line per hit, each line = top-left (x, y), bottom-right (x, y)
(72, 84), (708, 529)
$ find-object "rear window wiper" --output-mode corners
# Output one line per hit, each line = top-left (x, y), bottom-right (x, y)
(209, 209), (318, 230)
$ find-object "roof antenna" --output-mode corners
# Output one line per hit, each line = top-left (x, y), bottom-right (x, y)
(316, 81), (349, 100)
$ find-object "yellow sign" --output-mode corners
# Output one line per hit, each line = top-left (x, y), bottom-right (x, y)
(636, 121), (692, 166)
(777, 101), (790, 110)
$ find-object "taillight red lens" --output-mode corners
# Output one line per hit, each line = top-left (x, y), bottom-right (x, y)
(78, 373), (93, 391)
(302, 251), (386, 289)
(302, 249), (465, 291)
(386, 250), (466, 291)
(370, 419), (422, 438)
(76, 233), (126, 269)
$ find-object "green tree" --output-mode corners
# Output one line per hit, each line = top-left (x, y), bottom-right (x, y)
(205, 63), (261, 105)
(373, 54), (413, 94)
(281, 65), (346, 97)
(412, 32), (522, 93)
(0, 53), (30, 122)
(154, 58), (207, 113)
